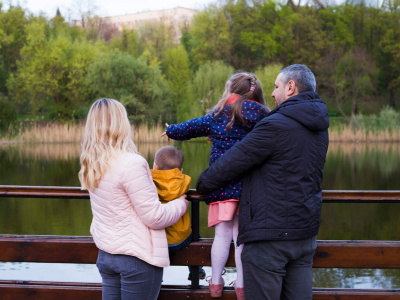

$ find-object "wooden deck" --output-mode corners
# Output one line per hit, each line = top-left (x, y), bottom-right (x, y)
(0, 186), (399, 299)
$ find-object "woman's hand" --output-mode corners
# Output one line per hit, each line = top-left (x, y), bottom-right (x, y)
(160, 123), (170, 141)
(179, 194), (189, 208)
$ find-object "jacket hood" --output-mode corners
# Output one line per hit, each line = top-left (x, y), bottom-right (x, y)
(271, 91), (329, 131)
(151, 168), (191, 201)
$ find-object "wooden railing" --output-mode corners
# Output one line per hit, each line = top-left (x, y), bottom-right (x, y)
(0, 186), (400, 299)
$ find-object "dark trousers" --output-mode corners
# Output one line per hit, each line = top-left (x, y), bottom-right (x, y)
(242, 235), (317, 300)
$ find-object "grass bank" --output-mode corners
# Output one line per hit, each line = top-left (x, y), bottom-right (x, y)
(329, 127), (400, 142)
(0, 122), (168, 144)
(329, 106), (400, 142)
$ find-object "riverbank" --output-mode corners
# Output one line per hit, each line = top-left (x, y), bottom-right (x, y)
(329, 127), (400, 142)
(1, 121), (400, 143)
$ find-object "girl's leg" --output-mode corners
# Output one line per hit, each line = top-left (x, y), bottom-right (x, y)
(233, 214), (244, 288)
(211, 220), (234, 284)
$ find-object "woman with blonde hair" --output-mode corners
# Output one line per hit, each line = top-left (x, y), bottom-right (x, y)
(79, 98), (188, 300)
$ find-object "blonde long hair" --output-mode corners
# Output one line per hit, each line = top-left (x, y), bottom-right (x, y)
(79, 98), (138, 190)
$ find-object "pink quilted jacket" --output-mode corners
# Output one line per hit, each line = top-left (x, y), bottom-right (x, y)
(89, 152), (188, 267)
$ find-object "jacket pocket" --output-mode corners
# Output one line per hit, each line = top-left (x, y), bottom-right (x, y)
(242, 201), (253, 221)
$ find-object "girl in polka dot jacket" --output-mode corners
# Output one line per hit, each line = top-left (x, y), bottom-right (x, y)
(163, 72), (270, 299)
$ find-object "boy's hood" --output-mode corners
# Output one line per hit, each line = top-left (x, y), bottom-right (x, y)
(151, 168), (191, 201)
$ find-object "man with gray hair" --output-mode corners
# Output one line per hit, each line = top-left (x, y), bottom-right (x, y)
(197, 64), (329, 299)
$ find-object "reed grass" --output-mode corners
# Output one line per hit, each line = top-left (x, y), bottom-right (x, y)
(329, 127), (400, 142)
(0, 140), (172, 161)
(1, 118), (400, 144)
(0, 122), (167, 144)
(328, 106), (400, 142)
(327, 141), (400, 155)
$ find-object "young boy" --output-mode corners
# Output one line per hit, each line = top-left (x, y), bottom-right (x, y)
(151, 145), (206, 280)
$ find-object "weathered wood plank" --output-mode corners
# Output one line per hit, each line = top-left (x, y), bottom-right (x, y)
(0, 185), (89, 199)
(322, 190), (400, 203)
(0, 283), (101, 300)
(312, 288), (400, 299)
(313, 240), (400, 268)
(0, 235), (97, 263)
(0, 282), (398, 300)
(1, 186), (400, 202)
(1, 235), (400, 268)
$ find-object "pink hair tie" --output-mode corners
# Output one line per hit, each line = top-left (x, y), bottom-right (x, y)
(250, 78), (255, 91)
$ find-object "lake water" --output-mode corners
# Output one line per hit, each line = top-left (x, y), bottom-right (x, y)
(0, 141), (399, 288)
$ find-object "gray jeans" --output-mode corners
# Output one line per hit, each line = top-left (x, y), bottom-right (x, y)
(96, 249), (163, 300)
(242, 235), (317, 300)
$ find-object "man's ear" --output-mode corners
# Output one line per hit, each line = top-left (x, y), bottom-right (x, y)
(153, 163), (159, 170)
(286, 80), (297, 97)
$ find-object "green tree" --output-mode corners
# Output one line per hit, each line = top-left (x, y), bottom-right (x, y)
(86, 50), (172, 123)
(253, 0), (293, 64)
(0, 5), (28, 94)
(0, 95), (17, 132)
(380, 29), (400, 108)
(108, 28), (141, 57)
(182, 61), (234, 121)
(7, 18), (102, 119)
(317, 47), (378, 122)
(188, 5), (231, 66)
(163, 45), (192, 122)
(318, 6), (354, 51)
(379, 0), (400, 107)
(255, 63), (283, 109)
(180, 30), (197, 70)
(138, 22), (175, 67)
(223, 0), (287, 68)
(288, 7), (329, 69)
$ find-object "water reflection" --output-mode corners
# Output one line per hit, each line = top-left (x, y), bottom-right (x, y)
(0, 142), (399, 289)
(324, 142), (400, 190)
(313, 268), (400, 289)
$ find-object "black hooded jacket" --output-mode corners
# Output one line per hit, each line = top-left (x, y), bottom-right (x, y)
(197, 91), (329, 245)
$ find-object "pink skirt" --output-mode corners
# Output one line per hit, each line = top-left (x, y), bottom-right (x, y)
(208, 199), (239, 227)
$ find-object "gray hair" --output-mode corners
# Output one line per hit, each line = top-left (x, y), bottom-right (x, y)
(279, 64), (316, 93)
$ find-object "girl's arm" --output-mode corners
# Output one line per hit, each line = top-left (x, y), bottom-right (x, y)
(166, 113), (213, 141)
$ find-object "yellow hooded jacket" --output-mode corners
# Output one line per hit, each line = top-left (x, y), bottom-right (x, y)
(151, 168), (192, 245)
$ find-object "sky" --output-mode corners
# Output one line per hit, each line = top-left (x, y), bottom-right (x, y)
(4, 0), (218, 20)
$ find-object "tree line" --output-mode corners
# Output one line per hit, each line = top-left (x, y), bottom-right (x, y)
(0, 0), (399, 130)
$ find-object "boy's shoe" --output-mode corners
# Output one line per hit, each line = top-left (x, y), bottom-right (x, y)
(188, 268), (206, 280)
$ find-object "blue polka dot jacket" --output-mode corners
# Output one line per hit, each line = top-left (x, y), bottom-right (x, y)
(166, 95), (269, 205)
